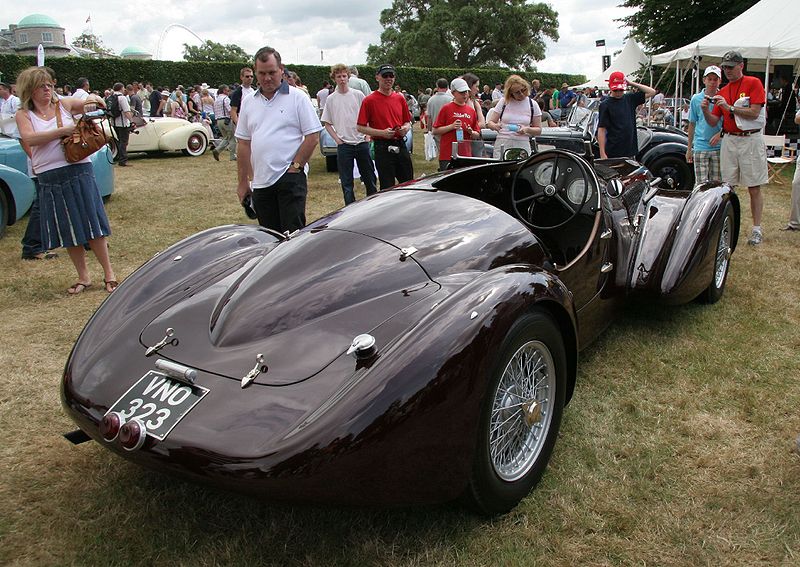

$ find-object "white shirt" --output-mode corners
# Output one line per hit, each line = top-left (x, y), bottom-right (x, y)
(73, 88), (89, 100)
(316, 88), (330, 110)
(320, 88), (367, 145)
(492, 88), (503, 101)
(111, 92), (131, 128)
(348, 75), (372, 97)
(0, 94), (20, 137)
(235, 84), (323, 188)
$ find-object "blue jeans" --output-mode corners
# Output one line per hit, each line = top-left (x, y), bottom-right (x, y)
(337, 142), (377, 205)
(21, 178), (43, 258)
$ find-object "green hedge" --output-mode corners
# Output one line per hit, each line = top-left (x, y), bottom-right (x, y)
(0, 54), (585, 93)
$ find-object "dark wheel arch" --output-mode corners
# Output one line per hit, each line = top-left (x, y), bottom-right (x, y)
(0, 185), (9, 238)
(325, 155), (338, 173)
(464, 309), (567, 515)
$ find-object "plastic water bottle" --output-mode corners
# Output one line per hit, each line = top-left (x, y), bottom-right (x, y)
(455, 128), (464, 142)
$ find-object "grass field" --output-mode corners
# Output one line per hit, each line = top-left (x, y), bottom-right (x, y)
(1, 132), (799, 566)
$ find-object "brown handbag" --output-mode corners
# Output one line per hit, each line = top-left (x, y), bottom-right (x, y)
(56, 100), (109, 163)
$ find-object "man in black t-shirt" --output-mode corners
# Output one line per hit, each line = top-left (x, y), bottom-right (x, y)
(598, 72), (655, 159)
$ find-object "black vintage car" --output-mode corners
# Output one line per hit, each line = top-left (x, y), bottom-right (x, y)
(62, 147), (739, 515)
(484, 103), (695, 191)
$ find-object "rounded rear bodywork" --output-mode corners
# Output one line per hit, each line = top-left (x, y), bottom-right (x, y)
(62, 187), (576, 505)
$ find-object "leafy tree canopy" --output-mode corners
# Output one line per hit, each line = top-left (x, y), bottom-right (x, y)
(366, 0), (559, 69)
(72, 32), (115, 56)
(183, 41), (251, 63)
(618, 0), (761, 52)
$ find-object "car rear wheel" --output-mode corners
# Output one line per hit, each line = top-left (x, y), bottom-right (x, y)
(325, 155), (338, 172)
(182, 133), (208, 156)
(647, 155), (693, 191)
(0, 188), (9, 238)
(698, 201), (734, 304)
(465, 310), (566, 515)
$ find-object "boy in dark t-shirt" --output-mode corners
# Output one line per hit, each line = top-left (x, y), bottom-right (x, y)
(597, 72), (655, 159)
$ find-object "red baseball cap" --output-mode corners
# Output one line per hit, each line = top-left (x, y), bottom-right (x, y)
(607, 71), (626, 91)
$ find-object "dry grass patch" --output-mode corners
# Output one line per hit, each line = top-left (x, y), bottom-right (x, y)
(1, 136), (799, 566)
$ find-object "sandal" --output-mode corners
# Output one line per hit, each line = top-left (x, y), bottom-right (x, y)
(67, 282), (92, 295)
(104, 279), (119, 293)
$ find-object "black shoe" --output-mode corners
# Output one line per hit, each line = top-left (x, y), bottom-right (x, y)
(22, 251), (58, 260)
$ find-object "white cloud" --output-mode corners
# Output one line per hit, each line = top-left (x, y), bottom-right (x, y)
(4, 1), (638, 80)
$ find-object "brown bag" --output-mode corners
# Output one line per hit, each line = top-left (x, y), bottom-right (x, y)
(56, 100), (109, 163)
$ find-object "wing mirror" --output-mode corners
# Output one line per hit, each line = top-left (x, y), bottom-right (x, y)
(605, 179), (624, 198)
(503, 148), (529, 161)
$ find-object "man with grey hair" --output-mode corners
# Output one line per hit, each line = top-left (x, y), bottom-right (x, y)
(348, 66), (372, 96)
(425, 78), (454, 153)
(236, 46), (322, 233)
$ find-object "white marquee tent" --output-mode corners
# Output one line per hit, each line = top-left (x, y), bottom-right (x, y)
(651, 0), (800, 69)
(572, 39), (649, 89)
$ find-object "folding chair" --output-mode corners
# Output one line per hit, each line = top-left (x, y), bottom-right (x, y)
(764, 135), (796, 185)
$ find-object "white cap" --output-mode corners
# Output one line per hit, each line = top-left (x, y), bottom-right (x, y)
(704, 65), (722, 77)
(450, 78), (469, 92)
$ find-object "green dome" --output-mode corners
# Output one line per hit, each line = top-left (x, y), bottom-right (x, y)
(121, 46), (151, 56)
(18, 14), (61, 28)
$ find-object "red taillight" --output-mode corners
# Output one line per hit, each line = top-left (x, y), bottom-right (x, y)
(100, 412), (123, 441)
(119, 419), (147, 451)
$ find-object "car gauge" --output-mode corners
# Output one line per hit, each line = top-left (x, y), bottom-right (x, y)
(534, 161), (558, 186)
(566, 178), (588, 205)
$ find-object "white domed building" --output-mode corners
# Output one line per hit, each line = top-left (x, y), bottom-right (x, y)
(0, 14), (71, 58)
(120, 46), (152, 60)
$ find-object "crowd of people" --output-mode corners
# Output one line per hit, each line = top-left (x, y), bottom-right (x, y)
(1, 46), (798, 296)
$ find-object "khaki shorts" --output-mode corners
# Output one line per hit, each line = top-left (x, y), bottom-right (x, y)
(720, 133), (768, 187)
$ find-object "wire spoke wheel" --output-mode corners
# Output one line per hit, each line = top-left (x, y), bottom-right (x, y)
(714, 214), (731, 288)
(489, 340), (555, 482)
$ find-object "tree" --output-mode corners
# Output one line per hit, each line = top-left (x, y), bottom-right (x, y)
(72, 32), (115, 56)
(618, 0), (761, 52)
(366, 0), (559, 69)
(183, 41), (251, 63)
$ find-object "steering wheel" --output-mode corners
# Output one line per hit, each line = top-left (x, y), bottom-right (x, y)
(511, 152), (590, 230)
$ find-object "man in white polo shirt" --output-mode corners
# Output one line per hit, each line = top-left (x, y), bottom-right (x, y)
(236, 46), (322, 233)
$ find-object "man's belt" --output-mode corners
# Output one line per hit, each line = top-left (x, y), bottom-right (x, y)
(722, 129), (760, 137)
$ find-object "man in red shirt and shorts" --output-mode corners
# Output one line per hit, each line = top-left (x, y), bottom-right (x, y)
(702, 50), (769, 245)
(357, 64), (413, 190)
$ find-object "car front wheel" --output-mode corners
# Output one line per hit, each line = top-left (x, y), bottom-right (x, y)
(182, 133), (208, 156)
(698, 201), (734, 304)
(465, 310), (566, 515)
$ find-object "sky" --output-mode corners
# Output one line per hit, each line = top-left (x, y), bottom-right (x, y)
(4, 1), (637, 82)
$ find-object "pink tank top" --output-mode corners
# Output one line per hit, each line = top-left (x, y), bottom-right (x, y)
(28, 104), (91, 174)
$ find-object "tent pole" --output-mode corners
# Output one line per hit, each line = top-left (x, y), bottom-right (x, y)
(764, 51), (770, 133)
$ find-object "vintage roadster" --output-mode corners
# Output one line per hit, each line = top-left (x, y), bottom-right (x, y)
(62, 146), (739, 514)
(102, 116), (209, 159)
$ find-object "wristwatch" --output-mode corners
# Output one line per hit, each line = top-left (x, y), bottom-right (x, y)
(291, 161), (302, 170)
(729, 107), (735, 119)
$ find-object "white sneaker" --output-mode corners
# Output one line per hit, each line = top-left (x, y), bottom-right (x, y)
(747, 228), (762, 246)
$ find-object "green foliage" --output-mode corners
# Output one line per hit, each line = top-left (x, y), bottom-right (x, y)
(0, 54), (584, 96)
(619, 0), (761, 52)
(72, 32), (115, 56)
(366, 0), (559, 68)
(183, 40), (251, 63)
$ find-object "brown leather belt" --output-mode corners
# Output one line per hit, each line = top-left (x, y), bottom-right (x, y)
(722, 130), (759, 136)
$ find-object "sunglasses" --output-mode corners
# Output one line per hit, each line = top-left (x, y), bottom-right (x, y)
(381, 73), (395, 79)
(511, 89), (527, 96)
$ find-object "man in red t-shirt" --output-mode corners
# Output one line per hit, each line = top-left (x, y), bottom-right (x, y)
(432, 78), (481, 171)
(702, 50), (769, 245)
(357, 64), (413, 190)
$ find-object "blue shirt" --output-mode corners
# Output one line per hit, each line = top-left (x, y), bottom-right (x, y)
(688, 92), (722, 152)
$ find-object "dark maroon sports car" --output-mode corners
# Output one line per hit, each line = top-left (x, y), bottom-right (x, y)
(62, 147), (740, 515)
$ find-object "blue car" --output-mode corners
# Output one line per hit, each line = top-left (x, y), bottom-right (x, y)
(0, 135), (115, 238)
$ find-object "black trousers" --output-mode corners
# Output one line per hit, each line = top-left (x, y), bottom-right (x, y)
(113, 125), (130, 164)
(373, 141), (413, 190)
(251, 170), (307, 233)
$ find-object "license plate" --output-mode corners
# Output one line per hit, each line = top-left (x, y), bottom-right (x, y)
(105, 371), (209, 441)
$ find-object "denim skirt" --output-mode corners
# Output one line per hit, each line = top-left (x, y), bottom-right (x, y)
(37, 162), (111, 249)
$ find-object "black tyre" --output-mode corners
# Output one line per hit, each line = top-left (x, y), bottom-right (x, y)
(465, 310), (567, 515)
(648, 155), (693, 191)
(325, 155), (338, 173)
(698, 201), (734, 304)
(182, 133), (208, 156)
(0, 187), (9, 238)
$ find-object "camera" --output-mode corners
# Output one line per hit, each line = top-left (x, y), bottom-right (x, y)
(388, 145), (400, 154)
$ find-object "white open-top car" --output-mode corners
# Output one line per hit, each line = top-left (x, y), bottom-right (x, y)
(102, 117), (209, 158)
